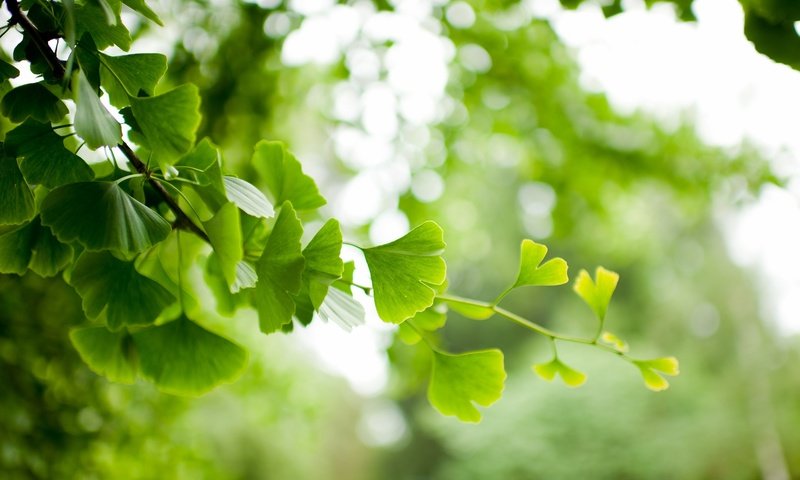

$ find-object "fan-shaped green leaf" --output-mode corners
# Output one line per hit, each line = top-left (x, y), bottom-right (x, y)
(75, 71), (123, 149)
(428, 349), (506, 423)
(100, 52), (167, 107)
(532, 357), (587, 387)
(303, 219), (343, 308)
(133, 316), (247, 395)
(363, 221), (447, 323)
(573, 266), (619, 321)
(223, 176), (274, 218)
(512, 239), (568, 288)
(70, 326), (137, 383)
(175, 138), (224, 192)
(0, 149), (35, 225)
(0, 82), (67, 123)
(398, 304), (447, 344)
(254, 203), (305, 333)
(252, 140), (326, 210)
(633, 357), (680, 392)
(69, 251), (175, 330)
(6, 120), (94, 188)
(122, 0), (163, 25)
(0, 59), (20, 82)
(0, 217), (73, 277)
(41, 181), (171, 256)
(129, 84), (201, 170)
(203, 202), (243, 287)
(75, 2), (131, 50)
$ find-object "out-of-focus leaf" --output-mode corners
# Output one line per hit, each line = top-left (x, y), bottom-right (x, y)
(573, 267), (619, 321)
(70, 326), (137, 384)
(0, 149), (35, 225)
(532, 357), (588, 387)
(0, 217), (72, 276)
(633, 357), (680, 392)
(428, 349), (506, 423)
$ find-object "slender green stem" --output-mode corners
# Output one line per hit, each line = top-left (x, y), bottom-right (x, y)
(342, 241), (363, 250)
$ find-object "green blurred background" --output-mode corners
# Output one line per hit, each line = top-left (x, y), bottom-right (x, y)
(2, 0), (799, 478)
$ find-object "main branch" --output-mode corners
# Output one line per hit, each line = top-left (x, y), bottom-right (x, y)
(6, 0), (210, 243)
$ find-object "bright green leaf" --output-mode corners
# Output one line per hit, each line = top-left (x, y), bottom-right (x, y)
(74, 71), (123, 149)
(634, 356), (680, 391)
(175, 138), (224, 192)
(600, 331), (629, 353)
(573, 266), (620, 321)
(0, 149), (35, 225)
(99, 52), (167, 107)
(203, 202), (243, 287)
(398, 304), (448, 344)
(303, 219), (343, 308)
(133, 316), (247, 395)
(41, 181), (171, 256)
(428, 349), (506, 423)
(532, 357), (587, 387)
(254, 202), (305, 333)
(75, 2), (132, 50)
(252, 140), (326, 210)
(0, 82), (68, 123)
(6, 120), (94, 188)
(223, 176), (274, 218)
(129, 84), (201, 170)
(69, 251), (175, 330)
(135, 231), (204, 314)
(70, 326), (137, 384)
(122, 0), (163, 25)
(512, 239), (568, 288)
(441, 295), (494, 320)
(363, 221), (447, 324)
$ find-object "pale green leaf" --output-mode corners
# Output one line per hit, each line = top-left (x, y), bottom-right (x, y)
(70, 326), (137, 384)
(129, 84), (201, 170)
(252, 140), (326, 210)
(0, 148), (35, 225)
(254, 203), (305, 333)
(223, 176), (274, 218)
(122, 0), (163, 25)
(40, 181), (171, 256)
(441, 295), (494, 320)
(573, 266), (620, 321)
(428, 349), (506, 423)
(6, 120), (94, 188)
(100, 52), (167, 108)
(203, 202), (243, 287)
(398, 304), (447, 344)
(0, 82), (68, 123)
(303, 219), (343, 309)
(363, 221), (447, 323)
(133, 316), (247, 395)
(634, 356), (680, 391)
(233, 261), (257, 292)
(532, 357), (587, 387)
(512, 239), (568, 288)
(69, 251), (175, 330)
(74, 71), (122, 149)
(318, 287), (365, 332)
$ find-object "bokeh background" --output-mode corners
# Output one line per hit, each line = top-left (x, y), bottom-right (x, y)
(3, 0), (800, 478)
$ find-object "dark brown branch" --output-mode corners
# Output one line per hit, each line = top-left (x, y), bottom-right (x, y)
(6, 0), (210, 243)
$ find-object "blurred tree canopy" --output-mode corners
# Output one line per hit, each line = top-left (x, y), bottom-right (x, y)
(2, 0), (799, 478)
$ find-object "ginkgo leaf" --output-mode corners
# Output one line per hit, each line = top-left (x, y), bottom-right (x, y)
(135, 231), (204, 313)
(363, 221), (447, 324)
(600, 331), (629, 353)
(302, 219), (343, 309)
(318, 287), (365, 332)
(532, 357), (587, 387)
(0, 217), (73, 277)
(0, 149), (35, 225)
(6, 120), (94, 188)
(254, 202), (305, 333)
(0, 82), (68, 123)
(75, 2), (132, 50)
(129, 84), (201, 170)
(233, 261), (257, 292)
(69, 251), (175, 330)
(441, 295), (494, 320)
(99, 52), (167, 107)
(512, 239), (568, 288)
(175, 138), (224, 192)
(573, 266), (619, 321)
(398, 303), (447, 344)
(428, 349), (506, 423)
(70, 326), (138, 384)
(133, 316), (247, 395)
(252, 140), (326, 210)
(0, 59), (20, 82)
(223, 176), (274, 218)
(40, 181), (171, 256)
(74, 71), (123, 149)
(203, 202), (243, 287)
(122, 0), (163, 25)
(633, 357), (680, 392)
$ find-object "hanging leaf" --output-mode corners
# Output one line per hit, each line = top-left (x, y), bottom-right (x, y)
(254, 202), (305, 334)
(511, 239), (568, 288)
(75, 2), (132, 50)
(0, 149), (35, 225)
(99, 52), (167, 107)
(223, 176), (274, 218)
(302, 219), (343, 309)
(252, 140), (326, 210)
(428, 349), (506, 423)
(633, 357), (680, 392)
(0, 217), (73, 277)
(129, 84), (201, 170)
(532, 357), (588, 387)
(0, 82), (68, 123)
(70, 326), (137, 383)
(363, 221), (447, 323)
(6, 120), (94, 188)
(133, 316), (247, 396)
(121, 0), (163, 25)
(135, 231), (205, 314)
(74, 71), (123, 149)
(203, 202), (243, 287)
(317, 287), (365, 332)
(69, 251), (176, 330)
(0, 59), (20, 82)
(573, 266), (619, 321)
(40, 181), (171, 256)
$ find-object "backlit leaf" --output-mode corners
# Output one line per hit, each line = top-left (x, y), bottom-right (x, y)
(532, 357), (587, 387)
(573, 267), (619, 321)
(0, 217), (73, 277)
(100, 52), (167, 107)
(121, 0), (163, 24)
(363, 221), (447, 323)
(203, 202), (243, 287)
(223, 176), (274, 218)
(252, 140), (326, 210)
(0, 82), (67, 123)
(0, 149), (35, 225)
(428, 349), (506, 423)
(633, 357), (680, 392)
(512, 239), (568, 288)
(74, 71), (123, 149)
(70, 326), (137, 384)
(303, 219), (343, 309)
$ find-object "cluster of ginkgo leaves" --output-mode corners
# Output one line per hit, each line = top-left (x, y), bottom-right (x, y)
(0, 0), (677, 422)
